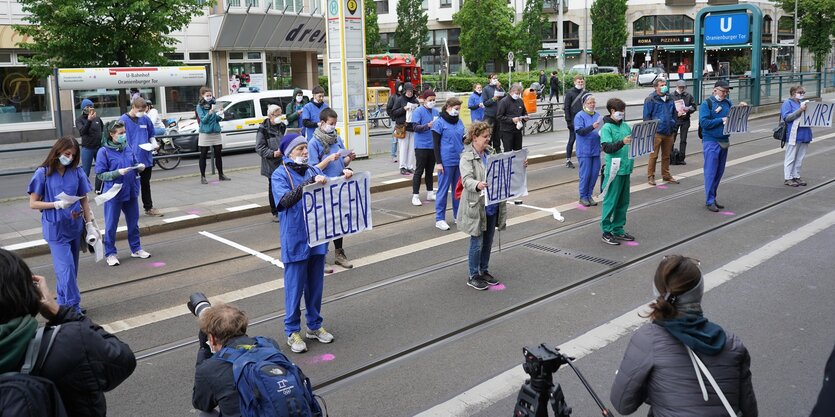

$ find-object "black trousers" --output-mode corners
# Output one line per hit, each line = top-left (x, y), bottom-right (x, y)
(501, 130), (523, 152)
(675, 121), (690, 158)
(485, 116), (502, 152)
(566, 125), (576, 160)
(199, 145), (224, 177)
(413, 148), (436, 194)
(139, 168), (153, 211)
(549, 89), (560, 102)
(267, 177), (277, 215)
(333, 237), (343, 250)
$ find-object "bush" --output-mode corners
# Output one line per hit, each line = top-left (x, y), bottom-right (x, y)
(424, 71), (625, 93)
(583, 73), (627, 91)
(318, 76), (328, 94)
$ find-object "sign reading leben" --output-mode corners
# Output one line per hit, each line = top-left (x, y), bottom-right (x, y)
(704, 13), (750, 46)
(302, 171), (372, 246)
(57, 67), (206, 90)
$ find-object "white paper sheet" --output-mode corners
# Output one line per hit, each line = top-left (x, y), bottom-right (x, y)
(94, 183), (122, 206)
(338, 149), (352, 157)
(138, 143), (155, 151)
(56, 192), (83, 204)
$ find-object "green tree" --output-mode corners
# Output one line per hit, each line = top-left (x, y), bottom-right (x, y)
(394, 0), (429, 59)
(515, 0), (548, 70)
(589, 0), (628, 67)
(454, 0), (516, 73)
(776, 0), (835, 71)
(365, 0), (383, 54)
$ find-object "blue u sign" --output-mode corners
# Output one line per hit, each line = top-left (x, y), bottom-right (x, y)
(704, 13), (750, 45)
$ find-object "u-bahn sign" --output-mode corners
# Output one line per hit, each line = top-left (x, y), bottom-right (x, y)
(56, 66), (207, 90)
(704, 13), (750, 45)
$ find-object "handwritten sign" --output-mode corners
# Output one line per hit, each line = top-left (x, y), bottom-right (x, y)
(722, 105), (751, 135)
(302, 171), (372, 247)
(485, 148), (528, 205)
(798, 102), (834, 127)
(629, 120), (659, 159)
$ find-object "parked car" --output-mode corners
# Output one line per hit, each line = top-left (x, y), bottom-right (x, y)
(637, 67), (667, 86)
(570, 64), (599, 75)
(176, 89), (312, 152)
(598, 66), (620, 75)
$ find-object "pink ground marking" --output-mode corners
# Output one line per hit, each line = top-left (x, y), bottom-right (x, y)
(575, 204), (588, 211)
(187, 209), (202, 215)
(209, 181), (220, 185)
(488, 283), (507, 291)
(656, 185), (668, 189)
(624, 241), (640, 247)
(303, 353), (336, 365)
(720, 211), (736, 216)
(150, 261), (166, 267)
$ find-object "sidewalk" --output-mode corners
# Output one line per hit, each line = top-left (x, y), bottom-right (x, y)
(3, 90), (831, 256)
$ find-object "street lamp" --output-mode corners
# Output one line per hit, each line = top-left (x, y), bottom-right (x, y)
(792, 0), (798, 73)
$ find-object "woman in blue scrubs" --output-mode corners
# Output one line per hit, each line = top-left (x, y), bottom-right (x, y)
(27, 136), (94, 312)
(272, 133), (352, 353)
(432, 97), (466, 231)
(96, 120), (151, 266)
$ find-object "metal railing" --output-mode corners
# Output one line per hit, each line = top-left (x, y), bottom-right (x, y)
(698, 70), (828, 106)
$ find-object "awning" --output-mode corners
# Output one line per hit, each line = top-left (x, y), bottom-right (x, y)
(705, 44), (753, 51)
(662, 45), (694, 51)
(564, 49), (592, 56)
(208, 10), (325, 51)
(538, 50), (560, 57)
(631, 47), (655, 53)
(367, 53), (417, 66)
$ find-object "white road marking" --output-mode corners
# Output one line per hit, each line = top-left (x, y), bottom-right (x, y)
(198, 231), (284, 269)
(226, 203), (261, 212)
(161, 214), (200, 223)
(382, 178), (410, 184)
(2, 239), (47, 251)
(415, 210), (835, 416)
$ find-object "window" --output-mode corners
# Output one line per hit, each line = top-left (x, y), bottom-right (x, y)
(229, 52), (244, 60)
(163, 52), (185, 61)
(440, 0), (451, 7)
(259, 97), (285, 116)
(247, 52), (262, 60)
(448, 28), (460, 43)
(72, 88), (157, 119)
(763, 16), (773, 34)
(0, 67), (51, 125)
(422, 0), (428, 9)
(778, 16), (794, 34)
(245, 0), (258, 6)
(376, 0), (389, 14)
(228, 0), (241, 6)
(564, 21), (579, 39)
(0, 53), (11, 63)
(190, 52), (210, 60)
(633, 16), (655, 36)
(164, 64), (211, 113)
(224, 100), (256, 120)
(655, 15), (693, 34)
(434, 30), (448, 45)
(424, 31), (433, 46)
(380, 33), (396, 48)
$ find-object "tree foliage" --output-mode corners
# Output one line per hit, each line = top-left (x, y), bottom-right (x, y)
(14, 0), (214, 78)
(365, 0), (383, 54)
(453, 0), (516, 73)
(589, 0), (628, 67)
(776, 0), (835, 71)
(394, 0), (429, 59)
(515, 0), (548, 70)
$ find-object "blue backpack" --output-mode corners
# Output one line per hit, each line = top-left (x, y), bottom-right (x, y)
(218, 336), (324, 417)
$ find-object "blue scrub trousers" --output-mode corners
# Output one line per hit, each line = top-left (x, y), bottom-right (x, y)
(703, 141), (728, 206)
(284, 254), (326, 336)
(48, 237), (81, 310)
(103, 197), (142, 256)
(435, 165), (460, 222)
(578, 156), (601, 200)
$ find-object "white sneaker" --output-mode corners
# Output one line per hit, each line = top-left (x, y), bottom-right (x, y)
(411, 194), (422, 206)
(426, 191), (436, 201)
(305, 327), (334, 344)
(131, 250), (151, 259)
(435, 220), (450, 231)
(287, 332), (308, 353)
(106, 255), (120, 266)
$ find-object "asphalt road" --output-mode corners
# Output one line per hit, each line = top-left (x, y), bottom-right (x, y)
(15, 119), (835, 416)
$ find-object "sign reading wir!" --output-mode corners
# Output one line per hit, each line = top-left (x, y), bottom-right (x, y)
(704, 14), (750, 45)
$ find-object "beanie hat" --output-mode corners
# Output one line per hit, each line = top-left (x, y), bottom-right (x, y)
(420, 89), (436, 100)
(81, 99), (94, 109)
(403, 82), (414, 92)
(279, 133), (306, 156)
(581, 93), (594, 104)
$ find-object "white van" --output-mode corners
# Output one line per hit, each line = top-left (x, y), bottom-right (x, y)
(179, 89), (312, 151)
(570, 64), (599, 75)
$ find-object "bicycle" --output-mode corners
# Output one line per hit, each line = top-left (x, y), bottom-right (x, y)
(368, 104), (391, 129)
(154, 119), (182, 170)
(526, 102), (556, 135)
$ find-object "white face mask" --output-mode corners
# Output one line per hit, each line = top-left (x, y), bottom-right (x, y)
(59, 155), (73, 166)
(293, 156), (309, 165)
(714, 94), (723, 102)
(296, 96), (303, 103)
(612, 111), (624, 121)
(274, 117), (283, 124)
(575, 83), (583, 90)
(322, 124), (336, 133)
(448, 108), (459, 117)
(796, 93), (805, 100)
(135, 111), (145, 118)
(424, 101), (435, 108)
(204, 96), (213, 102)
(490, 79), (498, 86)
(475, 89), (482, 94)
(510, 93), (520, 100)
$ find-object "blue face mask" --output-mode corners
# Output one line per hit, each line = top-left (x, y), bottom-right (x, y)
(660, 86), (669, 94)
(116, 134), (126, 144)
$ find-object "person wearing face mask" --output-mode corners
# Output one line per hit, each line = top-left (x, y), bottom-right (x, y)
(301, 85), (328, 140)
(467, 83), (485, 122)
(643, 78), (680, 186)
(96, 120), (150, 267)
(611, 255), (757, 417)
(390, 82), (420, 175)
(496, 83), (528, 152)
(255, 104), (287, 222)
(573, 93), (602, 207)
(671, 80), (696, 165)
(28, 136), (94, 312)
(271, 134), (341, 353)
(482, 73), (506, 151)
(308, 108), (356, 269)
(76, 99), (104, 193)
(699, 80), (747, 212)
(285, 87), (309, 129)
(119, 96), (162, 216)
(781, 85), (813, 187)
(196, 87), (230, 185)
(432, 97), (466, 231)
(599, 98), (635, 245)
(563, 74), (587, 168)
(411, 90), (440, 206)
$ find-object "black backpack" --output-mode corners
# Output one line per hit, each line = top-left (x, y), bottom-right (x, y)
(0, 326), (67, 417)
(671, 148), (683, 164)
(697, 98), (713, 139)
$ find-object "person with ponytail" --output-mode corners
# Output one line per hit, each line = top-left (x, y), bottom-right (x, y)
(610, 255), (758, 416)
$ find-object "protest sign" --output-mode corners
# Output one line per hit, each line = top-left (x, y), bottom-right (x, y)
(629, 120), (658, 159)
(302, 171), (372, 247)
(722, 105), (751, 135)
(798, 101), (834, 128)
(485, 148), (528, 205)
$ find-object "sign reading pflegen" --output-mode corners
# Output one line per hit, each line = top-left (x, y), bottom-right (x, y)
(302, 171), (372, 247)
(629, 120), (659, 159)
(722, 105), (751, 135)
(798, 102), (834, 127)
(485, 148), (529, 205)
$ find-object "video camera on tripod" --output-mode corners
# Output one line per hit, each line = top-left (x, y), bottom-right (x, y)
(513, 344), (614, 417)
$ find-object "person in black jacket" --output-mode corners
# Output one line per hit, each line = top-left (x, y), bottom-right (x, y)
(255, 104), (287, 222)
(671, 80), (696, 165)
(482, 73), (506, 152)
(0, 249), (136, 417)
(549, 71), (561, 103)
(496, 84), (528, 152)
(389, 82), (419, 174)
(76, 99), (104, 192)
(563, 74), (586, 168)
(193, 303), (284, 417)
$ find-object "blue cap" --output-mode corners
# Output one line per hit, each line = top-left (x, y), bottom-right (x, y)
(279, 133), (306, 156)
(81, 99), (94, 109)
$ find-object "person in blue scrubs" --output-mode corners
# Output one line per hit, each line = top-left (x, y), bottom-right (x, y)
(308, 108), (356, 269)
(411, 89), (439, 206)
(467, 83), (485, 123)
(272, 133), (351, 353)
(96, 120), (151, 266)
(119, 97), (163, 217)
(27, 136), (94, 312)
(300, 86), (328, 140)
(574, 93), (602, 207)
(433, 97), (466, 231)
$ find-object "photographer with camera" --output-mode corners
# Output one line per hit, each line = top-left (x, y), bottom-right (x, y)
(190, 294), (322, 417)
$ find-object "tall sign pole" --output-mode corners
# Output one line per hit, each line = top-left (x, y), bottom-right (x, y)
(557, 0), (564, 79)
(325, 0), (370, 157)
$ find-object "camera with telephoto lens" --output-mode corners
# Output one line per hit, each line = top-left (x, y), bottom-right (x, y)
(187, 292), (212, 317)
